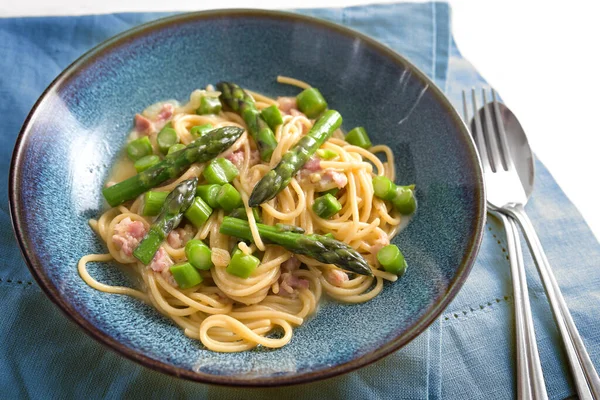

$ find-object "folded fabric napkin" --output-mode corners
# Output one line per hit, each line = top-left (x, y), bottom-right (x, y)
(0, 2), (598, 398)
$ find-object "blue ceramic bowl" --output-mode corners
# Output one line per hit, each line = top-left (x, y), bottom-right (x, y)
(9, 10), (484, 386)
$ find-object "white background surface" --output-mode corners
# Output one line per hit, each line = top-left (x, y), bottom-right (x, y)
(2, 0), (599, 240)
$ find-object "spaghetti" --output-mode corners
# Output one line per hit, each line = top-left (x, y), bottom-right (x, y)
(80, 77), (405, 352)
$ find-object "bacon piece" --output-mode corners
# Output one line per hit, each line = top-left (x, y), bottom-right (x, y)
(149, 247), (173, 272)
(277, 256), (308, 295)
(311, 169), (348, 193)
(370, 235), (390, 255)
(226, 150), (245, 168)
(157, 103), (174, 122)
(279, 272), (310, 295)
(277, 97), (297, 114)
(167, 225), (194, 249)
(112, 217), (147, 257)
(297, 161), (348, 192)
(290, 109), (306, 118)
(281, 256), (301, 272)
(167, 231), (183, 249)
(134, 114), (155, 135)
(303, 156), (321, 172)
(325, 169), (348, 188)
(325, 269), (349, 287)
(161, 270), (178, 287)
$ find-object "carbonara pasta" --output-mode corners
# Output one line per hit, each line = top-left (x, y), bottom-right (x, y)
(79, 77), (413, 352)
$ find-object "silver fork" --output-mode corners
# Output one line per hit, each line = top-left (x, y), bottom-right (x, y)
(463, 89), (547, 400)
(464, 88), (600, 400)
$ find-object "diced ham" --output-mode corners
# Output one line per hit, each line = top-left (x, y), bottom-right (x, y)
(134, 114), (155, 135)
(277, 97), (297, 114)
(325, 169), (348, 188)
(157, 103), (174, 122)
(279, 272), (310, 295)
(152, 103), (174, 131)
(290, 109), (306, 117)
(303, 156), (321, 172)
(370, 234), (390, 255)
(226, 149), (260, 168)
(167, 231), (183, 249)
(167, 225), (194, 249)
(281, 256), (301, 272)
(296, 156), (321, 183)
(141, 101), (177, 131)
(303, 168), (348, 192)
(112, 217), (147, 257)
(313, 169), (348, 192)
(296, 159), (348, 192)
(325, 269), (349, 287)
(149, 247), (173, 272)
(162, 270), (178, 287)
(226, 150), (245, 168)
(277, 257), (308, 295)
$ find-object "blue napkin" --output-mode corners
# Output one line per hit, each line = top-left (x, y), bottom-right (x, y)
(1, 3), (598, 398)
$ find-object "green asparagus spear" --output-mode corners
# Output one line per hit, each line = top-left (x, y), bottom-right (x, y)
(228, 207), (261, 223)
(296, 88), (328, 118)
(216, 82), (278, 162)
(248, 110), (342, 207)
(103, 126), (244, 207)
(219, 217), (372, 276)
(133, 178), (197, 265)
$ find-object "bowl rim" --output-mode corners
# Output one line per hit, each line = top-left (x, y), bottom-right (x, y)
(8, 8), (485, 387)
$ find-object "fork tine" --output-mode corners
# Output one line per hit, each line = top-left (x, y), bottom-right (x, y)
(482, 89), (504, 172)
(469, 89), (491, 170)
(462, 90), (469, 123)
(462, 91), (478, 154)
(491, 89), (515, 170)
(461, 91), (472, 141)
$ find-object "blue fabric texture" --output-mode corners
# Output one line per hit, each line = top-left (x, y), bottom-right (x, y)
(0, 3), (597, 398)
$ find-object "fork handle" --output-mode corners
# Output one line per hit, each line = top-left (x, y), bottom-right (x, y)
(503, 213), (548, 399)
(496, 212), (546, 399)
(507, 204), (600, 400)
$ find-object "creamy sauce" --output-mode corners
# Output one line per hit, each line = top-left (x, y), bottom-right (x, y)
(106, 99), (181, 186)
(106, 151), (138, 186)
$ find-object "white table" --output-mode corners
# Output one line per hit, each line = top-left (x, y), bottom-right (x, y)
(3, 0), (599, 239)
